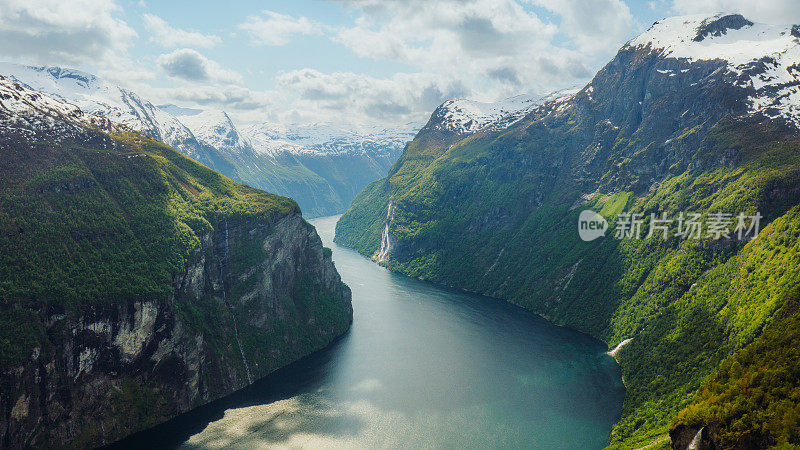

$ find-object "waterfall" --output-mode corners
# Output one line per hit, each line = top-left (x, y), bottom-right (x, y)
(688, 427), (705, 450)
(375, 201), (394, 262)
(219, 219), (254, 385)
(230, 310), (254, 385)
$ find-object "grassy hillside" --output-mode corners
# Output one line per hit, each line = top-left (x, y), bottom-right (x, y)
(0, 126), (298, 368)
(217, 151), (343, 218)
(671, 288), (800, 448)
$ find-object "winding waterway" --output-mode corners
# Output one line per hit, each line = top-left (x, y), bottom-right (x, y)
(116, 215), (624, 449)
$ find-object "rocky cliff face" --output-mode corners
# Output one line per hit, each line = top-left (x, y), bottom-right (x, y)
(0, 77), (352, 448)
(670, 425), (717, 450)
(1, 203), (352, 450)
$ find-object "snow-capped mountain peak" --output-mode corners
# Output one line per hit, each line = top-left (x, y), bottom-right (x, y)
(1, 76), (83, 121)
(432, 89), (578, 135)
(0, 62), (196, 153)
(177, 109), (249, 152)
(626, 13), (800, 127)
(626, 13), (797, 65)
(0, 76), (119, 142)
(241, 121), (419, 157)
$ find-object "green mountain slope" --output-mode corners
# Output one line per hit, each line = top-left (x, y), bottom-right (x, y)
(336, 15), (800, 448)
(0, 77), (352, 447)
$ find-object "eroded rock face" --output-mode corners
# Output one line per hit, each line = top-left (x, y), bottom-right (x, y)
(670, 425), (717, 450)
(0, 212), (351, 448)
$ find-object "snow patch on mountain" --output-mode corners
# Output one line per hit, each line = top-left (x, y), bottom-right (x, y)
(626, 14), (800, 127)
(0, 76), (117, 143)
(436, 90), (578, 135)
(178, 109), (249, 153)
(243, 121), (418, 157)
(1, 76), (83, 121)
(0, 63), (196, 151)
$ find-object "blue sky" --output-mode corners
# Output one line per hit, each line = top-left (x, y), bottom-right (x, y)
(1, 0), (798, 127)
(126, 1), (410, 83)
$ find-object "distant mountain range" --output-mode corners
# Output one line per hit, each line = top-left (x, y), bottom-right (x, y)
(0, 62), (421, 217)
(0, 61), (562, 218)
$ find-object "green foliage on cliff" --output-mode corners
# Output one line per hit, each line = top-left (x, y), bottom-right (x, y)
(334, 178), (390, 254)
(336, 112), (800, 447)
(607, 204), (800, 448)
(0, 128), (297, 366)
(672, 289), (800, 448)
(0, 309), (46, 367)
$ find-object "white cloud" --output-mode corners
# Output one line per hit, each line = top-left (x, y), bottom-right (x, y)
(166, 85), (275, 111)
(0, 0), (136, 66)
(335, 0), (559, 64)
(275, 68), (468, 125)
(157, 49), (242, 84)
(533, 0), (636, 53)
(671, 0), (800, 24)
(149, 68), (467, 126)
(142, 14), (221, 48)
(238, 10), (322, 46)
(329, 0), (607, 112)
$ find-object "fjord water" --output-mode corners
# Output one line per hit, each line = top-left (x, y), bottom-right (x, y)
(164, 215), (623, 448)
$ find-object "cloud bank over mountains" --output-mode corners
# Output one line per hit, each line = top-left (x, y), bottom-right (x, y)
(0, 0), (797, 127)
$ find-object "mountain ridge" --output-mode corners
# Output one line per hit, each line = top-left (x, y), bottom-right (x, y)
(625, 13), (800, 128)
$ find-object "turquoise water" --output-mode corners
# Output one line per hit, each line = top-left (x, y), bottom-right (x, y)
(117, 215), (624, 449)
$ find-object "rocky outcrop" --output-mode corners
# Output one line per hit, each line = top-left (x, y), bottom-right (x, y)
(670, 421), (778, 449)
(693, 14), (753, 42)
(0, 212), (352, 448)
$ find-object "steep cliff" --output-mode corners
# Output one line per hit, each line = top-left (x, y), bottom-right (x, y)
(0, 77), (352, 448)
(336, 14), (800, 447)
